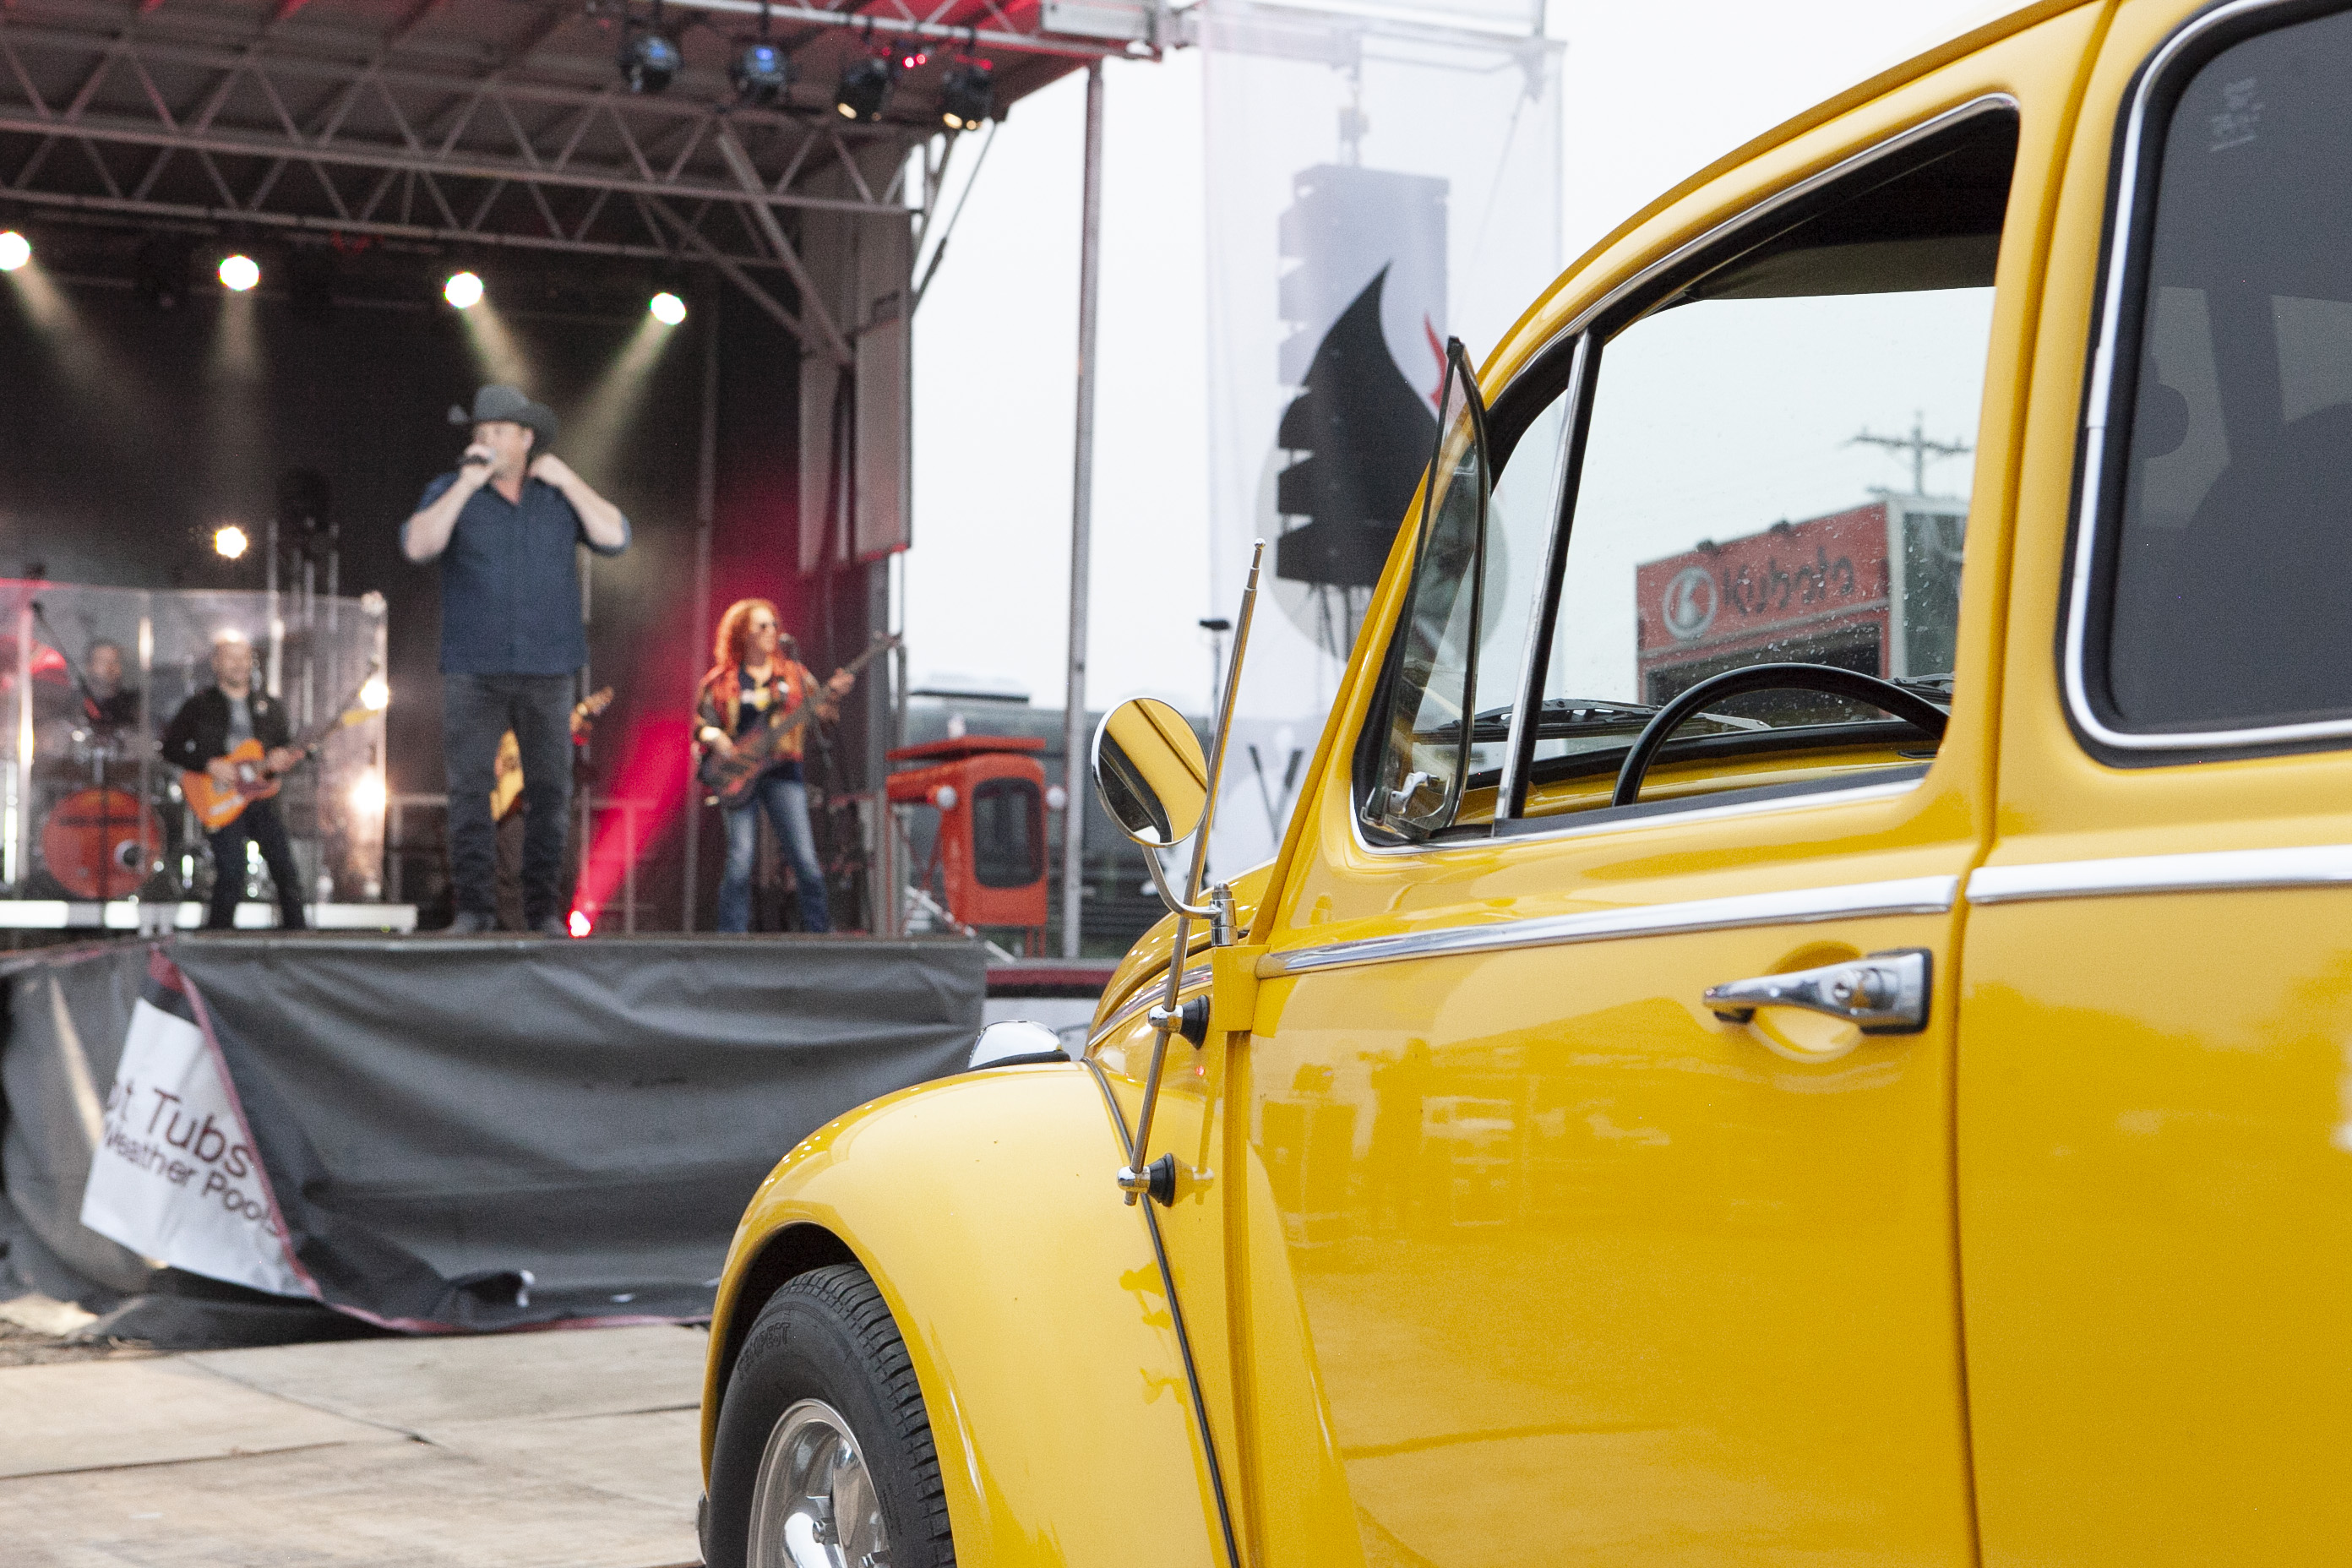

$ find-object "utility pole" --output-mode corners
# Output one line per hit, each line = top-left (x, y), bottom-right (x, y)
(1849, 409), (1972, 494)
(1060, 60), (1104, 961)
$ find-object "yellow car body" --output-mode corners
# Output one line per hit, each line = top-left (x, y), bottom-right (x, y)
(707, 1), (2352, 1561)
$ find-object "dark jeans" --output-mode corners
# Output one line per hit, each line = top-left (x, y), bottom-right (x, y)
(205, 797), (305, 930)
(444, 672), (574, 925)
(716, 771), (830, 933)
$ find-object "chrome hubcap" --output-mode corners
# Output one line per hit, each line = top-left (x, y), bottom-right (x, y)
(747, 1398), (888, 1568)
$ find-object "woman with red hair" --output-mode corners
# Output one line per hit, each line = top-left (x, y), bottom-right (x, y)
(694, 599), (854, 932)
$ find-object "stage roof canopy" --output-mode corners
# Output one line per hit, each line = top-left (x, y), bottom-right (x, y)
(0, 0), (1162, 280)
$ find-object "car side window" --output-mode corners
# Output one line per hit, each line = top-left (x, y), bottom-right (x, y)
(2082, 8), (2352, 741)
(1360, 342), (1492, 841)
(1510, 106), (2016, 825)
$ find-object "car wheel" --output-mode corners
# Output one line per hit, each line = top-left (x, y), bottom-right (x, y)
(706, 1262), (955, 1568)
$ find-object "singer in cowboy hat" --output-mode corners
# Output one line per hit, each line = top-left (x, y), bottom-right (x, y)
(403, 384), (630, 936)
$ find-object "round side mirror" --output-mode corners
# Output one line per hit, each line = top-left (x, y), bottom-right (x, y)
(1092, 697), (1208, 847)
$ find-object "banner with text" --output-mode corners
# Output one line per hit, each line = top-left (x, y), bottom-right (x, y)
(1201, 0), (1561, 871)
(81, 966), (308, 1300)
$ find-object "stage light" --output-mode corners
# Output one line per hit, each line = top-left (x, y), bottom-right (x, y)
(350, 770), (386, 820)
(0, 231), (27, 272)
(620, 29), (680, 94)
(732, 41), (791, 105)
(218, 253), (260, 292)
(649, 291), (687, 326)
(939, 62), (994, 130)
(444, 270), (484, 309)
(568, 908), (592, 938)
(360, 673), (390, 711)
(213, 524), (250, 560)
(836, 55), (894, 122)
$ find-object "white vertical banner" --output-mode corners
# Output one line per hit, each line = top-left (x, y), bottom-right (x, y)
(1201, 0), (1562, 873)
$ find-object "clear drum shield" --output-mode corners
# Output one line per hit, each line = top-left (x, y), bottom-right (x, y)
(0, 580), (390, 909)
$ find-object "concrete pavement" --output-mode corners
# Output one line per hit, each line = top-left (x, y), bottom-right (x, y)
(0, 1321), (708, 1567)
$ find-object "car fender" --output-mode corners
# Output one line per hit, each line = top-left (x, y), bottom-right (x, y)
(702, 1063), (1227, 1568)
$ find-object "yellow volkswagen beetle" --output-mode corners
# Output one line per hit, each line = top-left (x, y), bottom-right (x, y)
(700, 1), (2352, 1561)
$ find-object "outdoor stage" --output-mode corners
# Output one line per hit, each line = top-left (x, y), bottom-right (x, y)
(0, 933), (1012, 1342)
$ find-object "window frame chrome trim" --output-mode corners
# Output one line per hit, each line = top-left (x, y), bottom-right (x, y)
(1494, 330), (1587, 822)
(2060, 0), (2352, 752)
(1255, 874), (1957, 981)
(1967, 844), (2352, 905)
(1344, 90), (2018, 863)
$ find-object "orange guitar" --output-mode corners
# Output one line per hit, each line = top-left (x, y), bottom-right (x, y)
(182, 667), (386, 831)
(490, 687), (612, 821)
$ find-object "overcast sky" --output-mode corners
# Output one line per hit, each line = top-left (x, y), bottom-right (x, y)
(901, 0), (1995, 716)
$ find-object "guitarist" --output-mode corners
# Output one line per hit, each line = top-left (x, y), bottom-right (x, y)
(694, 599), (853, 933)
(160, 632), (307, 931)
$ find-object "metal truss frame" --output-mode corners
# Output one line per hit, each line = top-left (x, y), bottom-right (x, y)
(0, 6), (1069, 355)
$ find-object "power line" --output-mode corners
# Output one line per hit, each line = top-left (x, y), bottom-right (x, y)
(1848, 410), (1972, 494)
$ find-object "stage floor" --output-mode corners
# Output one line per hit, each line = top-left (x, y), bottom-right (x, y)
(0, 1320), (705, 1566)
(0, 900), (418, 932)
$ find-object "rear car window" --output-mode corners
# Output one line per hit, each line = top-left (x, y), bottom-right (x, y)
(2085, 7), (2352, 738)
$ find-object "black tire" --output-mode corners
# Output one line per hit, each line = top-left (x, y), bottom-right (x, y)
(705, 1262), (955, 1568)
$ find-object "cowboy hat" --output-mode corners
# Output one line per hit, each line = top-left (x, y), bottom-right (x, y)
(447, 384), (558, 452)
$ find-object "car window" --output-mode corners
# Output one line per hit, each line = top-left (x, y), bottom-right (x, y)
(1360, 342), (1492, 840)
(1514, 108), (2016, 822)
(2088, 8), (2352, 738)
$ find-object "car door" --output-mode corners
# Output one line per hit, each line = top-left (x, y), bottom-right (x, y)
(1228, 14), (2103, 1566)
(1959, 2), (2352, 1560)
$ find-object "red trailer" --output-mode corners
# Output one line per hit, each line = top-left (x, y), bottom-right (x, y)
(885, 736), (1050, 952)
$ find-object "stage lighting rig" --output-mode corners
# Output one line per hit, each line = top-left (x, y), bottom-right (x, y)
(213, 524), (250, 560)
(218, 253), (260, 292)
(0, 231), (27, 272)
(732, 41), (790, 103)
(939, 60), (995, 130)
(650, 291), (688, 325)
(836, 52), (896, 122)
(618, 0), (680, 95)
(731, 0), (791, 106)
(444, 270), (485, 310)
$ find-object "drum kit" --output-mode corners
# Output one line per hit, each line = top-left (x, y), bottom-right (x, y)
(32, 723), (173, 901)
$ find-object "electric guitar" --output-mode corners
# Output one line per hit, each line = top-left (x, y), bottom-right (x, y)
(491, 687), (612, 821)
(182, 665), (386, 831)
(698, 636), (899, 809)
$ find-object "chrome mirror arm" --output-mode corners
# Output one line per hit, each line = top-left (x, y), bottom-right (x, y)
(1141, 847), (1216, 920)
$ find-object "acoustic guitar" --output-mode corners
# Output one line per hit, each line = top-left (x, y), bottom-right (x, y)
(490, 686), (613, 821)
(182, 665), (385, 831)
(698, 635), (899, 809)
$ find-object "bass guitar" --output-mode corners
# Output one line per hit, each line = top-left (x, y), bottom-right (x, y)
(698, 635), (899, 809)
(182, 664), (387, 831)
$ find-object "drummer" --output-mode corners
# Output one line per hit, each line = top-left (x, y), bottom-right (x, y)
(81, 641), (138, 732)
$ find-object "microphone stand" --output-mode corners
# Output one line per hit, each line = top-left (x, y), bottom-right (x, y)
(29, 602), (124, 906)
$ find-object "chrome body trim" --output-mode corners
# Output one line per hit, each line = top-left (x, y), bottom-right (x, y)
(1348, 93), (2015, 861)
(2060, 1), (2342, 752)
(1967, 845), (2352, 906)
(1087, 960), (1211, 1048)
(1255, 874), (1958, 980)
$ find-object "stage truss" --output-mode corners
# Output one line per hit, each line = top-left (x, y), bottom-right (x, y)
(0, 0), (1160, 353)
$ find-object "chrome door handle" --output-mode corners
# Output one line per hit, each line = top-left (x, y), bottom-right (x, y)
(1704, 949), (1930, 1035)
